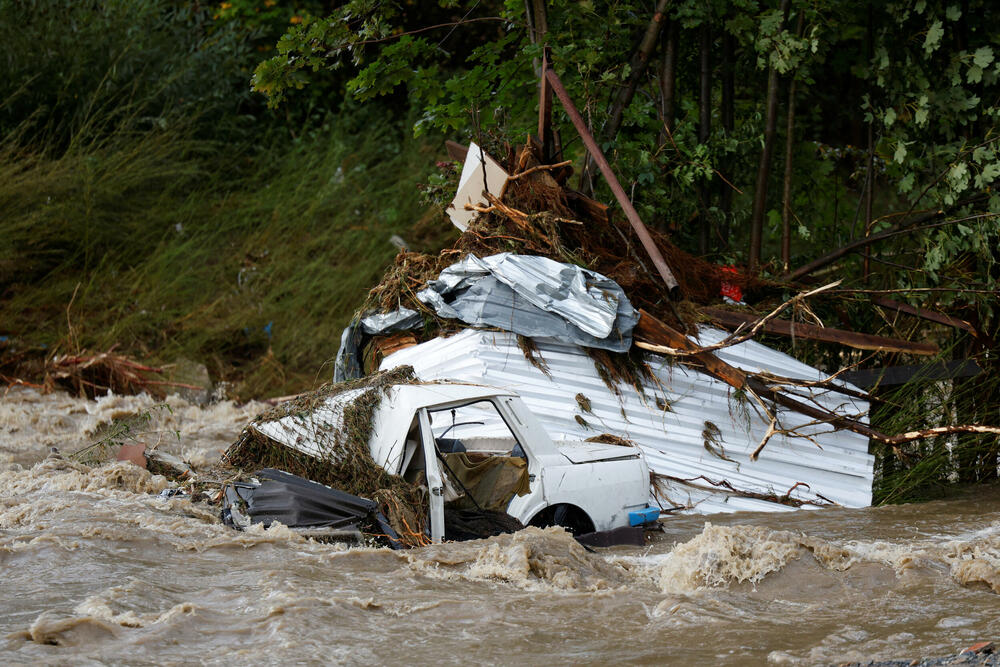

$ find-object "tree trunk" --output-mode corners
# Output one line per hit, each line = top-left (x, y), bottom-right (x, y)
(862, 1), (874, 280)
(697, 21), (712, 255)
(749, 0), (791, 272)
(526, 0), (554, 160)
(781, 12), (805, 271)
(658, 19), (678, 143)
(580, 0), (670, 194)
(529, 0), (548, 42)
(863, 122), (875, 280)
(781, 75), (796, 270)
(718, 26), (735, 247)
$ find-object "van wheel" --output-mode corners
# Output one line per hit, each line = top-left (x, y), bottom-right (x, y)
(528, 504), (595, 536)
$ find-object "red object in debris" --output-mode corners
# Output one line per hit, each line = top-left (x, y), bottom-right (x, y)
(116, 443), (147, 469)
(719, 266), (743, 302)
(961, 641), (995, 655)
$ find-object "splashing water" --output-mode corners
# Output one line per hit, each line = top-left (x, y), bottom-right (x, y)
(2, 387), (998, 664)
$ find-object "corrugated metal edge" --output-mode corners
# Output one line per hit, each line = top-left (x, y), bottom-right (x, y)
(380, 328), (874, 515)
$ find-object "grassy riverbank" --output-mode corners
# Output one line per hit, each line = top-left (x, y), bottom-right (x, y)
(0, 112), (451, 399)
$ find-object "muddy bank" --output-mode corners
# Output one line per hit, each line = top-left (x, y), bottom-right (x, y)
(1, 388), (998, 665)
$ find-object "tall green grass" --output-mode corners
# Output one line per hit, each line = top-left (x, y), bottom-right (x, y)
(0, 0), (455, 399)
(0, 113), (452, 398)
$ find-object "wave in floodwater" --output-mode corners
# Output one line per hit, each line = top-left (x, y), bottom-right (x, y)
(2, 387), (999, 665)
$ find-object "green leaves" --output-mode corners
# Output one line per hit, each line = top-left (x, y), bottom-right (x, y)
(893, 141), (908, 163)
(975, 161), (1000, 188)
(973, 46), (995, 68)
(924, 20), (944, 54)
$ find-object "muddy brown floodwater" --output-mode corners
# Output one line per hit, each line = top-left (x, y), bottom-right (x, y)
(2, 387), (998, 665)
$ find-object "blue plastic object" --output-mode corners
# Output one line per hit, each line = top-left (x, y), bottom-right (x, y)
(628, 506), (660, 526)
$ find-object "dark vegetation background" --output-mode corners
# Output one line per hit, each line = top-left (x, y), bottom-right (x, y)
(1, 0), (998, 502)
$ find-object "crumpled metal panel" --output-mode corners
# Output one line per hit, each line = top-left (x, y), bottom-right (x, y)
(379, 328), (874, 514)
(360, 308), (422, 335)
(419, 253), (633, 338)
(252, 387), (368, 460)
(350, 253), (638, 353)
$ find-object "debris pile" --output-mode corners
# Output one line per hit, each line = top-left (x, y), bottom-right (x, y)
(223, 366), (430, 546)
(361, 141), (757, 347)
(45, 351), (178, 399)
(0, 340), (203, 400)
(331, 124), (1000, 513)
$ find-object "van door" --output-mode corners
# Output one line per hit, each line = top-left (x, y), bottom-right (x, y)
(418, 408), (444, 543)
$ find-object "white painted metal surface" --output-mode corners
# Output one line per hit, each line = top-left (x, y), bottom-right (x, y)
(447, 142), (509, 231)
(251, 381), (651, 538)
(380, 328), (875, 514)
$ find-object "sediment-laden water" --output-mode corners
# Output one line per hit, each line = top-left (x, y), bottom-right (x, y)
(2, 387), (998, 665)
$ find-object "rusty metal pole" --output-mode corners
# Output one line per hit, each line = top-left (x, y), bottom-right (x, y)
(544, 66), (681, 298)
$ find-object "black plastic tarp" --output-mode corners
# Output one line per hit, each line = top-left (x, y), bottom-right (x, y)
(222, 469), (401, 547)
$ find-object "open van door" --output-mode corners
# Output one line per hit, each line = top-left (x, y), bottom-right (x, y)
(418, 408), (444, 543)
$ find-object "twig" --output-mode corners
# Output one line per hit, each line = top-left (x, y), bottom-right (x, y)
(482, 192), (530, 224)
(507, 160), (572, 181)
(750, 417), (780, 461)
(349, 17), (512, 48)
(655, 473), (834, 507)
(66, 282), (81, 355)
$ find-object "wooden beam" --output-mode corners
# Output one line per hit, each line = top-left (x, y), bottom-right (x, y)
(634, 310), (748, 388)
(871, 296), (978, 335)
(839, 360), (983, 389)
(701, 307), (939, 356)
(445, 140), (468, 162)
(565, 190), (610, 225)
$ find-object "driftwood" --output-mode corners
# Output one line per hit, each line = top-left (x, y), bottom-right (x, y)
(701, 306), (939, 355)
(871, 296), (978, 335)
(633, 310), (1000, 459)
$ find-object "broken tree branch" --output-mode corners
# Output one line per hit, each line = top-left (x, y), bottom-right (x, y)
(654, 473), (832, 507)
(784, 205), (993, 282)
(882, 425), (1000, 446)
(871, 296), (978, 336)
(634, 310), (1000, 458)
(751, 417), (780, 461)
(508, 159), (572, 181)
(636, 281), (843, 357)
(702, 307), (939, 355)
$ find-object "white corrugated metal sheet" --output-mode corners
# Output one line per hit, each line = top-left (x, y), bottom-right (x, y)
(379, 328), (874, 515)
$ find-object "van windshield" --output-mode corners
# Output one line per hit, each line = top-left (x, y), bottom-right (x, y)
(427, 400), (523, 457)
